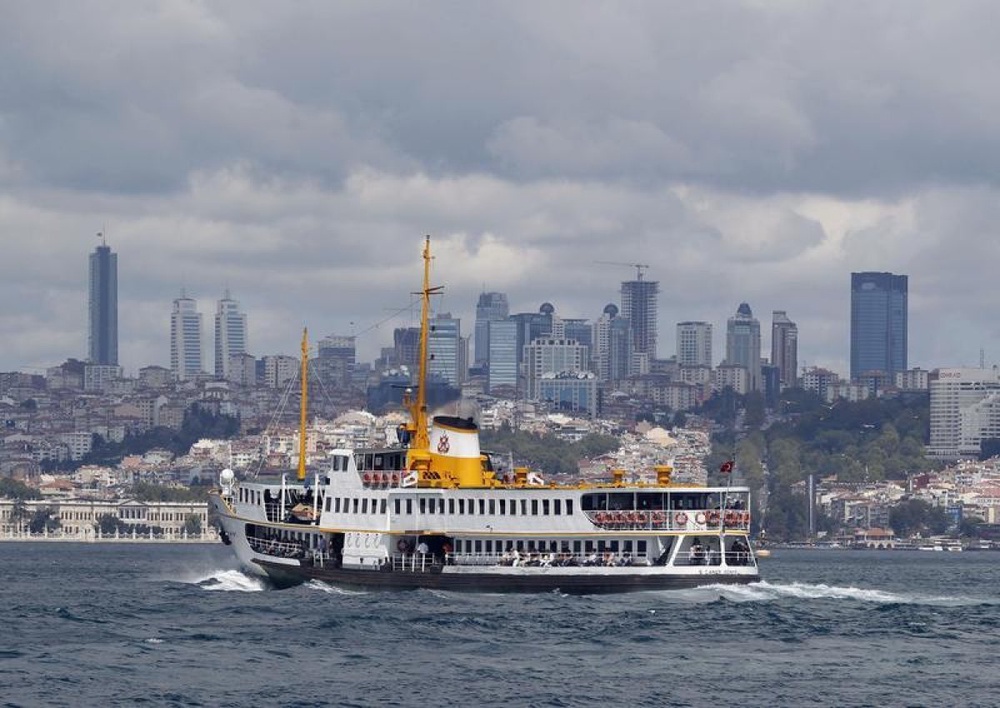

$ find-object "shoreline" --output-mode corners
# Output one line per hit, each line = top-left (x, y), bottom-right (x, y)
(0, 534), (219, 544)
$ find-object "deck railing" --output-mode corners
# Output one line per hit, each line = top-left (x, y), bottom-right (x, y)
(585, 508), (751, 532)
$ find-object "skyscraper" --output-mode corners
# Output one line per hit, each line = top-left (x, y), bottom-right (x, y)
(214, 290), (248, 379)
(594, 304), (632, 382)
(850, 272), (908, 380)
(317, 335), (356, 388)
(473, 292), (509, 369)
(393, 327), (421, 371)
(524, 338), (589, 401)
(620, 278), (659, 359)
(726, 303), (762, 392)
(88, 240), (118, 365)
(486, 319), (518, 393)
(171, 293), (203, 381)
(771, 311), (798, 388)
(677, 321), (713, 367)
(428, 312), (462, 386)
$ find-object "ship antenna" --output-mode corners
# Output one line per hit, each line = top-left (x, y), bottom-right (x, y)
(297, 327), (309, 482)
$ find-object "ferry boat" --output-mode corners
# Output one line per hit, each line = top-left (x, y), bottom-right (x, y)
(209, 238), (760, 593)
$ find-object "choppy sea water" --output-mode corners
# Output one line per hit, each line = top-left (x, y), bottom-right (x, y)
(2, 543), (998, 708)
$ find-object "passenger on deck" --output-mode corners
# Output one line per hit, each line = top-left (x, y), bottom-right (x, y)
(501, 547), (515, 565)
(417, 541), (429, 556)
(689, 539), (706, 565)
(731, 538), (750, 565)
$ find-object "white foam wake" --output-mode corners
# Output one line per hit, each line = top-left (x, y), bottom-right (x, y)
(703, 580), (986, 606)
(191, 569), (267, 592)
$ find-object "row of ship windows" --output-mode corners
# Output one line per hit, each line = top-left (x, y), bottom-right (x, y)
(455, 538), (648, 555)
(324, 496), (576, 517)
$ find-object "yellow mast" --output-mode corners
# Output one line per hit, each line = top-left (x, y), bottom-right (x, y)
(297, 327), (308, 482)
(407, 236), (441, 471)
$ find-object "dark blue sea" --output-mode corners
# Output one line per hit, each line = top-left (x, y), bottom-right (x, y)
(2, 543), (998, 707)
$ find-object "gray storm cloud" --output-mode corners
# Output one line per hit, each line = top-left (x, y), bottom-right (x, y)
(1, 2), (999, 374)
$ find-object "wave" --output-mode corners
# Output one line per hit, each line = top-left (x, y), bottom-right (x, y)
(305, 579), (369, 595)
(189, 569), (268, 592)
(698, 580), (992, 606)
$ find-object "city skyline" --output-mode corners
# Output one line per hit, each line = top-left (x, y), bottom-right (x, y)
(3, 5), (1000, 376)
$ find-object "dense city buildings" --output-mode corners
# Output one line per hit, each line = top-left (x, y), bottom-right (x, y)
(88, 240), (118, 366)
(725, 303), (762, 392)
(170, 293), (203, 381)
(850, 272), (908, 381)
(214, 291), (248, 379)
(771, 310), (798, 388)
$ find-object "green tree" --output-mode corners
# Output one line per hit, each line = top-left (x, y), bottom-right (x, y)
(28, 506), (61, 534)
(182, 514), (202, 536)
(95, 513), (126, 536)
(889, 499), (950, 538)
(9, 499), (28, 533)
(0, 478), (39, 500)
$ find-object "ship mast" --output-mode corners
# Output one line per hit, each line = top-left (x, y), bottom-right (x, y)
(408, 236), (442, 464)
(297, 327), (308, 482)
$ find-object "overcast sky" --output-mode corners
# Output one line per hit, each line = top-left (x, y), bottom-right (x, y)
(3, 1), (999, 377)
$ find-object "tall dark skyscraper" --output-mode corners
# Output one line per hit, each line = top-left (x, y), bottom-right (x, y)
(88, 240), (118, 365)
(726, 303), (761, 392)
(850, 272), (908, 380)
(771, 310), (798, 388)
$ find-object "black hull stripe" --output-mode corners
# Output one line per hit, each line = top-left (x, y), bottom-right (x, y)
(256, 560), (759, 594)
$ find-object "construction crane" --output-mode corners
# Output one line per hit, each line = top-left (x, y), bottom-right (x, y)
(595, 261), (651, 281)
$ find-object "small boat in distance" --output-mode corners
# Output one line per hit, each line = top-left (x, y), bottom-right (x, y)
(209, 237), (761, 593)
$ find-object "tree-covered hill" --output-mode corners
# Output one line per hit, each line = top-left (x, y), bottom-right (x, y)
(479, 425), (620, 477)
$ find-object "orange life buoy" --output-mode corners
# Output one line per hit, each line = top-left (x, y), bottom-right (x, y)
(362, 472), (372, 484)
(675, 512), (689, 526)
(743, 511), (751, 525)
(652, 511), (666, 525)
(724, 511), (737, 525)
(695, 512), (707, 525)
(391, 473), (400, 485)
(596, 512), (608, 524)
(707, 510), (720, 526)
(397, 538), (410, 553)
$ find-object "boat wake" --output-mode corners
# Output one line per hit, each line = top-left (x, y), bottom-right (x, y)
(188, 569), (268, 592)
(695, 580), (992, 606)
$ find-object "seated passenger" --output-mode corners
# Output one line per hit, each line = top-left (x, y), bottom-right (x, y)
(689, 539), (706, 565)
